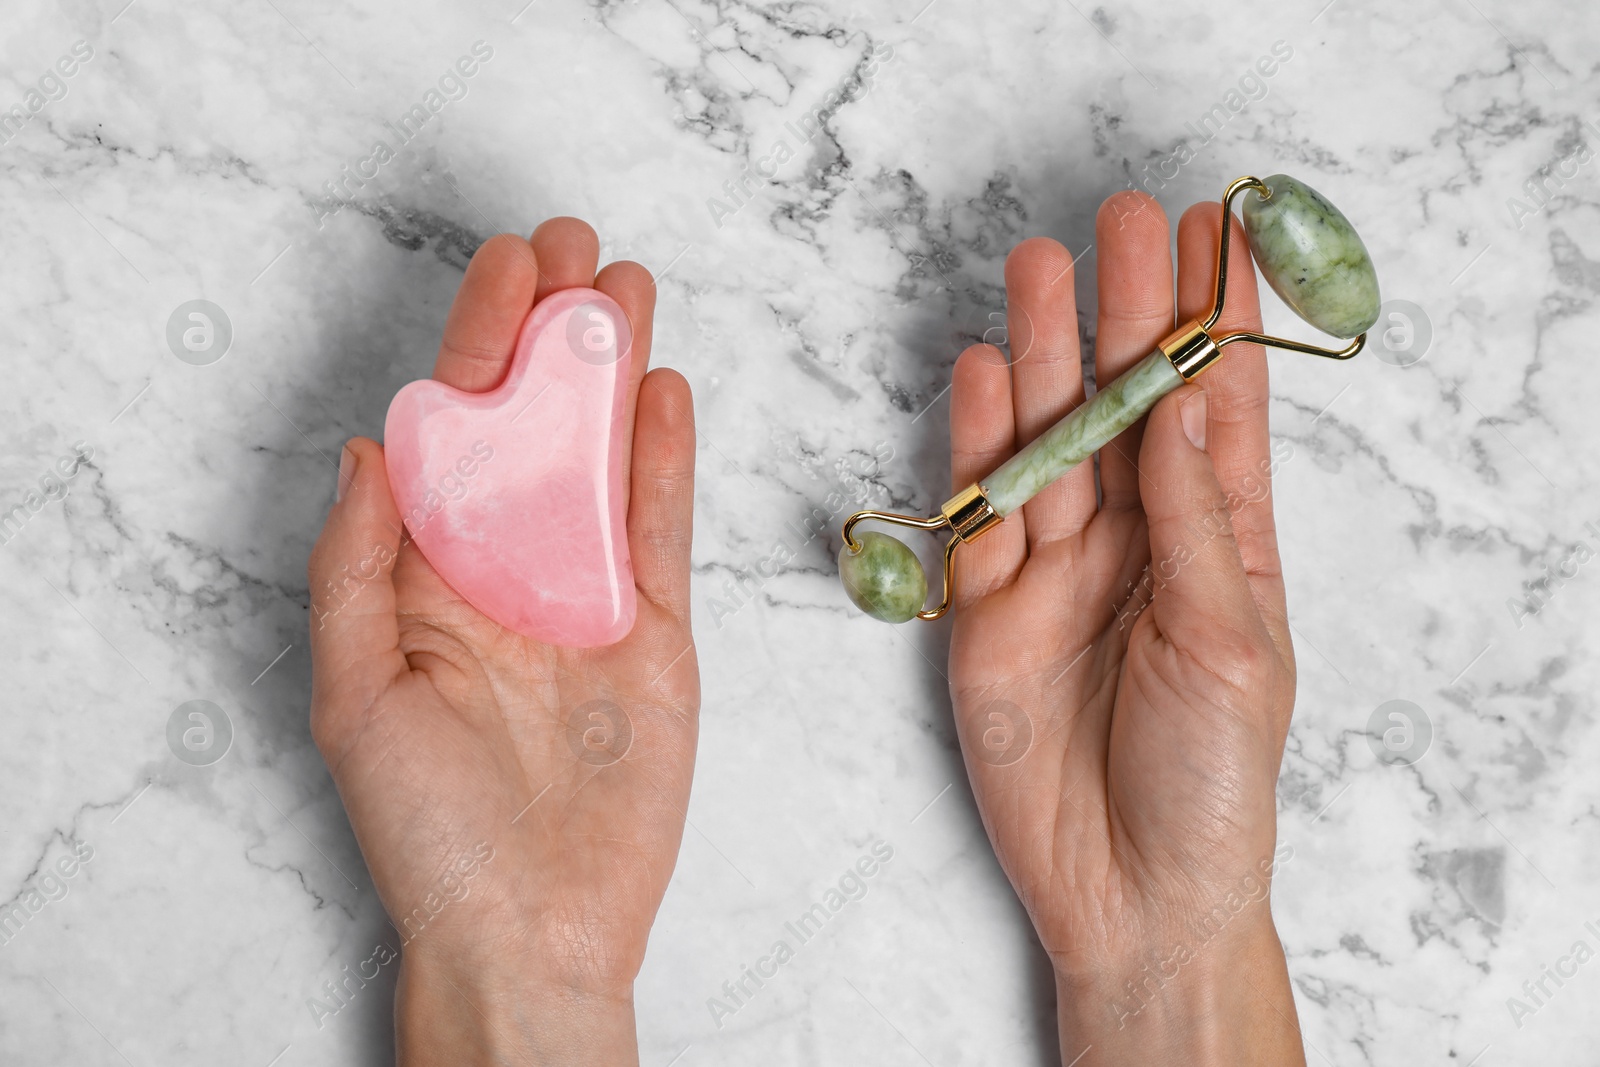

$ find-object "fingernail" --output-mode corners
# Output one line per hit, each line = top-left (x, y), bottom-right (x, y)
(337, 444), (357, 503)
(1180, 390), (1208, 451)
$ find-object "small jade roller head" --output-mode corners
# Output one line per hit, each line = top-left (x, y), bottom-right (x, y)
(838, 531), (927, 624)
(839, 173), (1380, 625)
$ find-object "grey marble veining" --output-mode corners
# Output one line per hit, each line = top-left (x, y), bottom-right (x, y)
(2, 1), (1598, 1064)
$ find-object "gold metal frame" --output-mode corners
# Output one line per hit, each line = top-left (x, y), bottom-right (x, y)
(840, 175), (1367, 622)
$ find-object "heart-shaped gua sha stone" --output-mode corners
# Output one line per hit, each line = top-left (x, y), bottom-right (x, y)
(384, 287), (636, 647)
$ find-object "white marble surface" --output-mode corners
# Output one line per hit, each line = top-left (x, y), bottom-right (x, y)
(2, 0), (1598, 1063)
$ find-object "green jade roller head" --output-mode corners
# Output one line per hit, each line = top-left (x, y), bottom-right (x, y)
(839, 174), (1381, 623)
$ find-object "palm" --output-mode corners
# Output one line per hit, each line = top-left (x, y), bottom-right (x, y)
(329, 540), (696, 977)
(309, 221), (699, 994)
(943, 197), (1295, 971)
(951, 519), (1286, 966)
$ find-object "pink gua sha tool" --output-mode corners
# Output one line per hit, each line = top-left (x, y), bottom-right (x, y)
(384, 287), (636, 647)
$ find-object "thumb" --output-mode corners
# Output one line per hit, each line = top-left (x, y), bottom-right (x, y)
(307, 438), (407, 746)
(1136, 385), (1263, 652)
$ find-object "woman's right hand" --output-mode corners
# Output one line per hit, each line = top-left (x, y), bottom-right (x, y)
(946, 191), (1305, 1066)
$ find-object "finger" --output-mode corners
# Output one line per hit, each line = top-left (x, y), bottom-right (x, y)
(432, 234), (540, 392)
(307, 438), (409, 755)
(1175, 203), (1286, 627)
(529, 216), (600, 302)
(950, 343), (1025, 604)
(1094, 192), (1175, 512)
(1005, 237), (1094, 546)
(1135, 387), (1265, 652)
(594, 259), (657, 488)
(627, 369), (695, 618)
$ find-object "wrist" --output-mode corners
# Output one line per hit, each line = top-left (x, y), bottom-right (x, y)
(396, 942), (638, 1067)
(1053, 914), (1304, 1067)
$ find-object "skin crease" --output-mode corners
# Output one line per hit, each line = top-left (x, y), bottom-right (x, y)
(947, 192), (1307, 1064)
(307, 218), (698, 1066)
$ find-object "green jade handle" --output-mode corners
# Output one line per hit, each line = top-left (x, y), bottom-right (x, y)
(984, 349), (1181, 516)
(840, 173), (1382, 624)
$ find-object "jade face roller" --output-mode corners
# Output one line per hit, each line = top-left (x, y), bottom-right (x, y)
(839, 174), (1381, 623)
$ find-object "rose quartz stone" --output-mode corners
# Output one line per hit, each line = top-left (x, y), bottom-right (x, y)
(384, 287), (636, 647)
